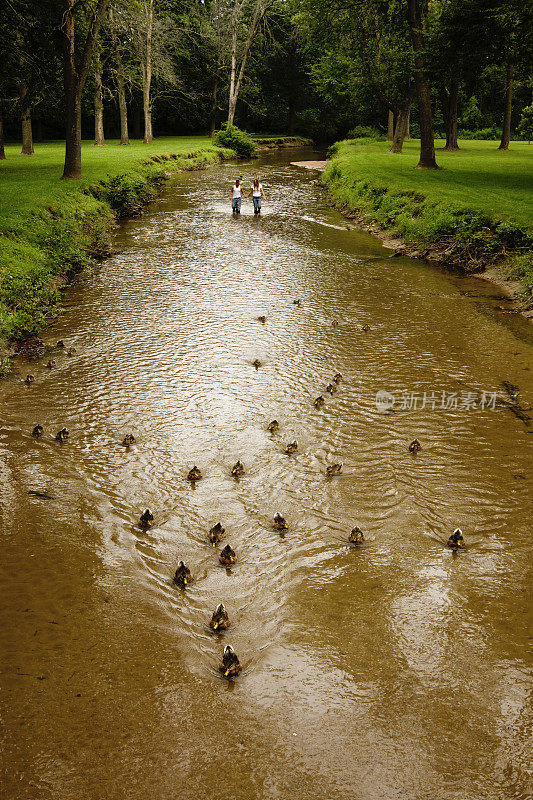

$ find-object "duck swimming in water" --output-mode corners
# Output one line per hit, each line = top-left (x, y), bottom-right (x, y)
(361, 324), (371, 332)
(257, 315), (266, 323)
(326, 383), (337, 394)
(219, 644), (241, 678)
(267, 419), (279, 432)
(173, 560), (192, 586)
(187, 466), (202, 482)
(208, 522), (225, 546)
(55, 428), (69, 441)
(348, 526), (365, 545)
(139, 509), (154, 529)
(122, 433), (136, 447)
(332, 319), (338, 328)
(314, 395), (325, 408)
(25, 374), (35, 384)
(273, 513), (288, 531)
(32, 424), (44, 438)
(219, 544), (237, 566)
(210, 603), (230, 631)
(333, 373), (343, 384)
(446, 528), (465, 549)
(252, 359), (262, 369)
(231, 460), (245, 478)
(293, 299), (302, 307)
(409, 439), (422, 453)
(67, 349), (76, 356)
(284, 441), (298, 455)
(326, 463), (343, 476)
(56, 340), (64, 348)
(46, 360), (56, 369)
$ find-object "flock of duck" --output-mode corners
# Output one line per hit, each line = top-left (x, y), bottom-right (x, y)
(25, 305), (465, 680)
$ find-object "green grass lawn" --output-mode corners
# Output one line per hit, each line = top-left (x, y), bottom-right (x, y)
(329, 138), (533, 231)
(0, 137), (217, 234)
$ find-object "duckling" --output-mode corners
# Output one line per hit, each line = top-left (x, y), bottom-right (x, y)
(32, 424), (44, 438)
(284, 441), (298, 455)
(273, 513), (288, 531)
(326, 463), (343, 476)
(257, 315), (266, 323)
(361, 324), (371, 332)
(122, 433), (136, 447)
(210, 603), (230, 631)
(173, 560), (192, 586)
(208, 522), (226, 546)
(348, 526), (365, 545)
(267, 419), (279, 433)
(56, 340), (65, 348)
(293, 299), (302, 307)
(219, 544), (237, 566)
(252, 359), (262, 369)
(333, 373), (343, 384)
(409, 439), (422, 453)
(46, 360), (56, 369)
(55, 427), (69, 441)
(326, 383), (337, 394)
(139, 509), (154, 529)
(187, 466), (202, 482)
(67, 349), (76, 356)
(446, 528), (465, 549)
(219, 644), (241, 678)
(25, 374), (35, 384)
(231, 460), (245, 478)
(314, 395), (325, 408)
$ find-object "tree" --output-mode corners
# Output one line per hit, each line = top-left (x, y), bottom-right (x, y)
(518, 104), (533, 143)
(93, 47), (106, 145)
(60, 0), (110, 178)
(108, 4), (130, 144)
(227, 0), (270, 127)
(407, 0), (438, 168)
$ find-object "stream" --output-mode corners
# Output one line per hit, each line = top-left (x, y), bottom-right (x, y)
(1, 146), (532, 800)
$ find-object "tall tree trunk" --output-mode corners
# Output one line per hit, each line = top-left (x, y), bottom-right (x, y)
(19, 83), (34, 155)
(390, 105), (411, 153)
(93, 53), (105, 145)
(61, 0), (109, 179)
(142, 0), (153, 143)
(387, 109), (394, 141)
(109, 7), (129, 144)
(498, 61), (514, 150)
(405, 109), (411, 139)
(442, 81), (459, 150)
(209, 77), (218, 137)
(227, 0), (265, 128)
(407, 0), (438, 169)
(0, 105), (6, 160)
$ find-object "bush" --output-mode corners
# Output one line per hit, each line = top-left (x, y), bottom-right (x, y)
(346, 125), (384, 141)
(518, 105), (533, 143)
(458, 126), (501, 140)
(213, 126), (257, 158)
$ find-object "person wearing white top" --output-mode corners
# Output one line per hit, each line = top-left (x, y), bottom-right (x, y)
(246, 178), (266, 214)
(230, 179), (243, 213)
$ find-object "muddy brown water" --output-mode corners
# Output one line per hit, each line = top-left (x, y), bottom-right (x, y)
(1, 147), (532, 800)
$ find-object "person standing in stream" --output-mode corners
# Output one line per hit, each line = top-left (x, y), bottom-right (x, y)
(248, 178), (266, 214)
(230, 178), (243, 214)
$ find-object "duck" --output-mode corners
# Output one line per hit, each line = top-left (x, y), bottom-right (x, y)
(219, 644), (241, 678)
(284, 441), (298, 455)
(267, 419), (279, 432)
(32, 424), (44, 438)
(446, 528), (465, 549)
(409, 439), (422, 453)
(139, 509), (154, 529)
(231, 460), (245, 478)
(293, 299), (302, 307)
(55, 428), (69, 441)
(361, 324), (371, 332)
(273, 513), (288, 531)
(332, 319), (338, 328)
(67, 349), (76, 356)
(187, 466), (202, 482)
(56, 340), (65, 348)
(208, 522), (226, 546)
(122, 433), (136, 447)
(46, 360), (56, 369)
(348, 526), (365, 545)
(257, 315), (266, 323)
(210, 603), (230, 631)
(219, 544), (237, 566)
(252, 359), (262, 369)
(325, 383), (337, 394)
(314, 395), (325, 408)
(333, 373), (343, 384)
(173, 560), (192, 586)
(25, 374), (35, 384)
(326, 463), (343, 476)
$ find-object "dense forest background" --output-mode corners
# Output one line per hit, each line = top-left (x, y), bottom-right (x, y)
(1, 0), (532, 150)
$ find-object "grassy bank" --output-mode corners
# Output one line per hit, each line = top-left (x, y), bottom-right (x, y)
(322, 139), (533, 301)
(0, 137), (238, 365)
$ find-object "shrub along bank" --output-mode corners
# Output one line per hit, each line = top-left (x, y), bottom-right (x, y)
(322, 139), (533, 305)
